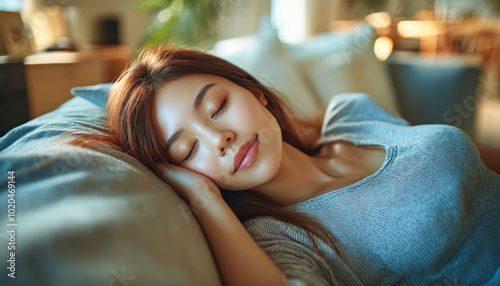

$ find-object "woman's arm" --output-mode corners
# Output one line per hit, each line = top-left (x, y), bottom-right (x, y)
(157, 165), (288, 286)
(195, 193), (288, 286)
(475, 143), (500, 175)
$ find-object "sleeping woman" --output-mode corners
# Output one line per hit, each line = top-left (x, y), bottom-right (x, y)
(72, 47), (500, 285)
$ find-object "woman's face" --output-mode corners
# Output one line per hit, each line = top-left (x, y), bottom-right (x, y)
(154, 74), (283, 190)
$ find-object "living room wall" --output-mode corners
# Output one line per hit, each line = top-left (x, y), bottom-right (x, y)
(56, 0), (152, 51)
(28, 0), (271, 52)
(24, 0), (500, 52)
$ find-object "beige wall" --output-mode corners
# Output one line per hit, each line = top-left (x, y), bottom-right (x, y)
(27, 0), (272, 52)
(217, 0), (272, 40)
(306, 0), (341, 35)
(65, 0), (153, 51)
(67, 0), (272, 50)
(27, 0), (463, 53)
(24, 0), (153, 52)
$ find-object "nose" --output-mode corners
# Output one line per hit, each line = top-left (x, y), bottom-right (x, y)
(216, 131), (234, 156)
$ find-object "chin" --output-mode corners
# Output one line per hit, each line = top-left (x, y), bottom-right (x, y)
(232, 157), (282, 191)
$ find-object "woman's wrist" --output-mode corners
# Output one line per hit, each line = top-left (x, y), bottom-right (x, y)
(187, 185), (224, 214)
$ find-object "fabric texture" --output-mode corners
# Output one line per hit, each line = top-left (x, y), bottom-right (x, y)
(244, 93), (500, 285)
(0, 97), (222, 286)
(70, 82), (113, 109)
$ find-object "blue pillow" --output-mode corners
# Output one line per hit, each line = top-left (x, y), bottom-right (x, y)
(70, 83), (112, 109)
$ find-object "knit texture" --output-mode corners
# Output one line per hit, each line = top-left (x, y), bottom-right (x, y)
(244, 93), (500, 285)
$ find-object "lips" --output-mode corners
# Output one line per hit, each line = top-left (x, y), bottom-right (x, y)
(233, 136), (258, 173)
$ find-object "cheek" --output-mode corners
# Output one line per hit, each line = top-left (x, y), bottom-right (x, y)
(225, 102), (256, 128)
(227, 98), (279, 136)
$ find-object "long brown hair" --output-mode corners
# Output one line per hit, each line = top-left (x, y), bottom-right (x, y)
(70, 46), (338, 255)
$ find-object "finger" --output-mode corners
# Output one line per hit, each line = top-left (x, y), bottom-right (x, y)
(154, 164), (221, 203)
(155, 163), (212, 188)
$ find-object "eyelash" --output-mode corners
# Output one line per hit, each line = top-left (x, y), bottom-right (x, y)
(211, 98), (227, 119)
(183, 98), (227, 162)
(183, 140), (198, 161)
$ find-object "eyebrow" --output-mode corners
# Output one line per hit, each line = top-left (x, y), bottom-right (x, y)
(193, 83), (217, 111)
(165, 83), (216, 151)
(165, 129), (183, 151)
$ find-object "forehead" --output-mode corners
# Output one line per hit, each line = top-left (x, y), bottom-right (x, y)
(159, 73), (218, 93)
(154, 73), (224, 110)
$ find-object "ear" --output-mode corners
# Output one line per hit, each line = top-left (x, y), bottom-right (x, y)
(256, 90), (268, 106)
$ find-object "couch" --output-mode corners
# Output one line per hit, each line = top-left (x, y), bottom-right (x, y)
(0, 17), (481, 286)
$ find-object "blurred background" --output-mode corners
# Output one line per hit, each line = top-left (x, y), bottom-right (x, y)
(0, 0), (499, 147)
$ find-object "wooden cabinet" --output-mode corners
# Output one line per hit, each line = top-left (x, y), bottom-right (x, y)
(24, 46), (131, 118)
(25, 59), (104, 118)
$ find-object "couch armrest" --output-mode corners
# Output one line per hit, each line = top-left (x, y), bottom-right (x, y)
(386, 52), (481, 137)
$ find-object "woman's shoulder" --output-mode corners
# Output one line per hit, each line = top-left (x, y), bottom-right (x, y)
(324, 93), (407, 127)
(411, 124), (479, 160)
(318, 93), (408, 145)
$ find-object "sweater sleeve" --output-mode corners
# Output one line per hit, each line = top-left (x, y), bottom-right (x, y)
(244, 217), (331, 286)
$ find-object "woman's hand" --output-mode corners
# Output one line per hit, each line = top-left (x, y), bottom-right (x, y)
(157, 164), (287, 286)
(156, 163), (221, 210)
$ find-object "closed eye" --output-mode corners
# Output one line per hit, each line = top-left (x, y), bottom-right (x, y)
(183, 140), (198, 161)
(211, 98), (227, 119)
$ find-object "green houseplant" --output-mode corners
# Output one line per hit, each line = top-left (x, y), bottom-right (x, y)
(139, 0), (232, 49)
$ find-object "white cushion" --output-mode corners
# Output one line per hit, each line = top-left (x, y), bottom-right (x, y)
(211, 17), (322, 117)
(211, 18), (399, 117)
(286, 23), (400, 115)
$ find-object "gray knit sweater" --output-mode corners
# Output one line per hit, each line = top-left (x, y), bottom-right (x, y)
(244, 93), (500, 285)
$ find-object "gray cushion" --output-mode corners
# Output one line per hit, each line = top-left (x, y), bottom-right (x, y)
(0, 97), (221, 286)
